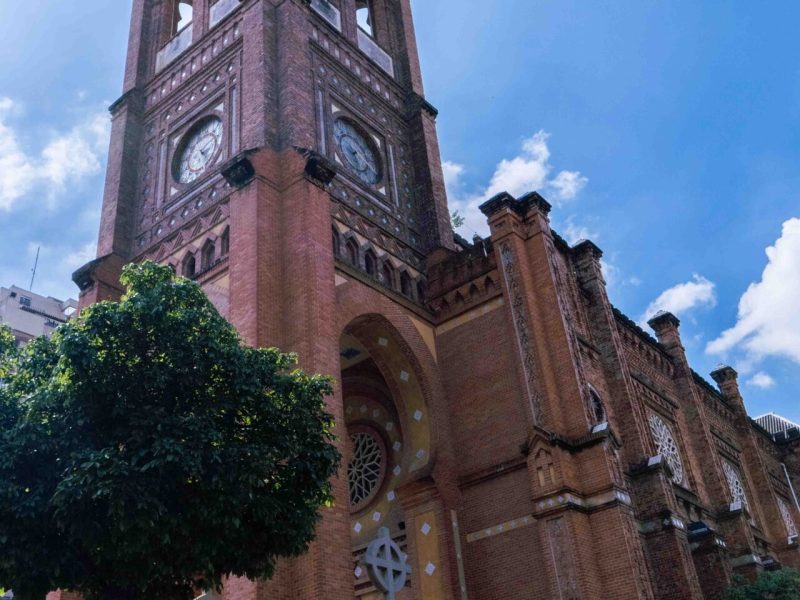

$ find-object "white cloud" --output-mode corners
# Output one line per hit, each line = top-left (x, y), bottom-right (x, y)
(548, 170), (588, 202)
(640, 274), (717, 326)
(0, 97), (110, 211)
(707, 218), (800, 365)
(444, 130), (588, 237)
(61, 241), (97, 272)
(746, 372), (776, 389)
(563, 218), (599, 245)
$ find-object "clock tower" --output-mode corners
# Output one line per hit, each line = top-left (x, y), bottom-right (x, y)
(75, 0), (458, 598)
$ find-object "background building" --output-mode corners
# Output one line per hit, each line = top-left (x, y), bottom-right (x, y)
(58, 0), (800, 598)
(0, 286), (76, 346)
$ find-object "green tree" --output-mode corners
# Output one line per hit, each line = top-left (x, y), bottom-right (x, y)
(0, 262), (341, 600)
(724, 568), (800, 600)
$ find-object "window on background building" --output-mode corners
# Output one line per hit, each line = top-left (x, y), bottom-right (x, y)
(355, 0), (373, 37)
(19, 296), (31, 307)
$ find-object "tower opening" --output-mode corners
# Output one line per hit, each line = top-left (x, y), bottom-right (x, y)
(355, 0), (374, 37)
(174, 1), (193, 35)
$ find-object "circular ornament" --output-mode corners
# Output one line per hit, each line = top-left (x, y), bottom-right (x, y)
(174, 116), (224, 184)
(648, 414), (685, 485)
(334, 118), (381, 185)
(348, 426), (387, 511)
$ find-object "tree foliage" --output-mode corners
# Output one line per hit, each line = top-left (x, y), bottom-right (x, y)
(724, 568), (800, 600)
(0, 262), (341, 600)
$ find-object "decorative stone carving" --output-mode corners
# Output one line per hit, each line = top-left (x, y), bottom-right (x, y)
(364, 527), (412, 600)
(778, 497), (798, 539)
(296, 146), (338, 188)
(546, 518), (580, 600)
(221, 151), (256, 188)
(648, 413), (685, 485)
(499, 242), (542, 424)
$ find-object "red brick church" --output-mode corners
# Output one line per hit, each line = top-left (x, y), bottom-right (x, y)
(62, 0), (800, 598)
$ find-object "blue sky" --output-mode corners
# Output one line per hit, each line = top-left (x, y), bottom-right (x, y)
(0, 1), (797, 422)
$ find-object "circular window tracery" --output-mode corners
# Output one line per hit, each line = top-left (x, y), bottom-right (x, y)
(648, 414), (685, 486)
(723, 461), (748, 507)
(348, 427), (387, 511)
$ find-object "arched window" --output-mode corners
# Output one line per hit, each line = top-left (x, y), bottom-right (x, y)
(364, 250), (377, 277)
(589, 387), (606, 424)
(182, 254), (196, 278)
(355, 0), (374, 37)
(346, 238), (359, 267)
(220, 227), (230, 256)
(382, 262), (395, 289)
(417, 281), (426, 302)
(332, 228), (341, 258)
(400, 272), (412, 298)
(174, 1), (193, 34)
(201, 241), (216, 271)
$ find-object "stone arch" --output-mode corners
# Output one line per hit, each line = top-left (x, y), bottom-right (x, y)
(340, 313), (436, 543)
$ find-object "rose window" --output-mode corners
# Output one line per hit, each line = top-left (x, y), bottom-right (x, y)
(348, 428), (387, 511)
(723, 461), (748, 507)
(648, 414), (685, 485)
(779, 498), (798, 538)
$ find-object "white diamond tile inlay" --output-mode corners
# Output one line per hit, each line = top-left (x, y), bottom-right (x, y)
(416, 448), (426, 459)
(393, 441), (402, 452)
(354, 566), (363, 578)
(378, 337), (388, 347)
(386, 422), (395, 432)
(387, 491), (396, 502)
(425, 562), (436, 576)
(354, 521), (362, 534)
(421, 522), (432, 536)
(413, 409), (424, 421)
(372, 511), (382, 522)
(400, 371), (410, 382)
(393, 465), (402, 477)
(360, 404), (368, 414)
(372, 409), (381, 418)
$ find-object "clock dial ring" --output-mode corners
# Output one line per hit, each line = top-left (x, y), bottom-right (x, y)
(173, 116), (224, 185)
(333, 118), (382, 186)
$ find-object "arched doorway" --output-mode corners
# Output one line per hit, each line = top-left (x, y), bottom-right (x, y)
(340, 316), (434, 599)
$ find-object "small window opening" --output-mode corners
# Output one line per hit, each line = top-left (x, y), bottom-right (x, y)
(176, 2), (194, 33)
(364, 250), (377, 277)
(355, 0), (373, 37)
(332, 229), (341, 257)
(19, 296), (32, 307)
(183, 254), (196, 278)
(590, 388), (606, 424)
(346, 238), (359, 266)
(382, 263), (395, 289)
(220, 228), (230, 256)
(417, 281), (426, 302)
(201, 241), (216, 271)
(400, 272), (412, 297)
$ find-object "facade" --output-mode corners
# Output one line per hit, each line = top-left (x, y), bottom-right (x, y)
(61, 0), (800, 598)
(0, 286), (76, 345)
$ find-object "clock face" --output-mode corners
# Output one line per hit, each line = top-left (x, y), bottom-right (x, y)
(334, 119), (381, 185)
(175, 117), (224, 184)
